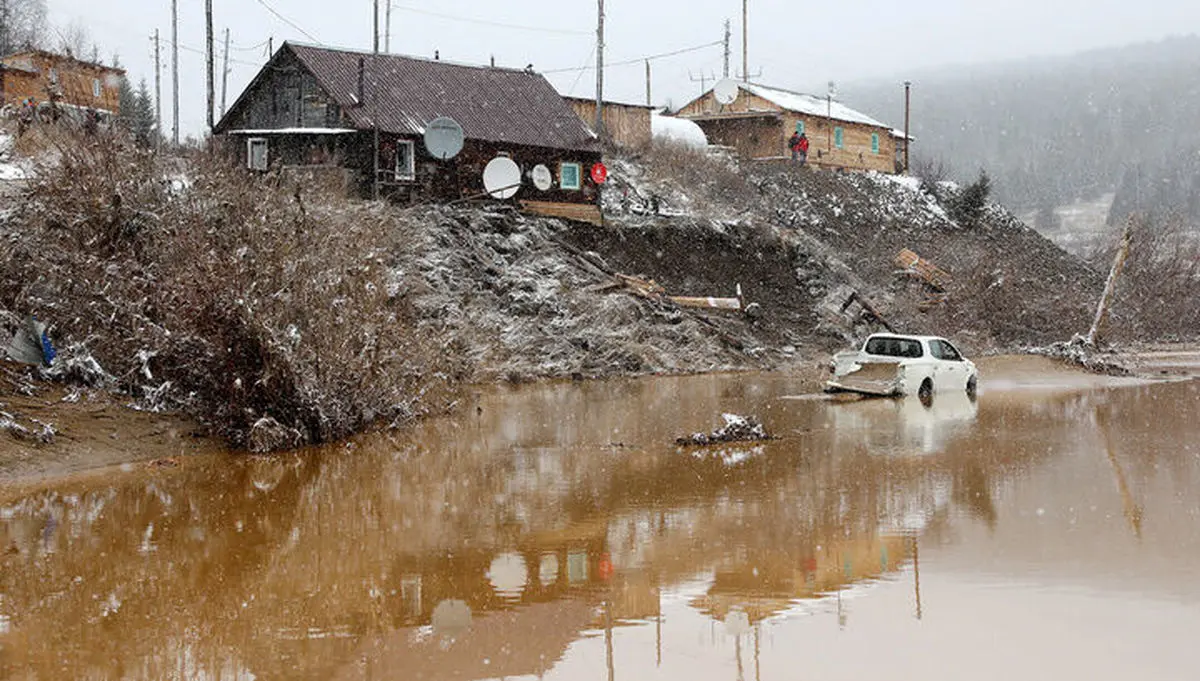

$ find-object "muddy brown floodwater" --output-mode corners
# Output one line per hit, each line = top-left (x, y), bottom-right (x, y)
(2, 359), (1199, 681)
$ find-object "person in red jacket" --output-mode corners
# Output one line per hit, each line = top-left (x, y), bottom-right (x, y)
(797, 132), (810, 165)
(789, 131), (810, 164)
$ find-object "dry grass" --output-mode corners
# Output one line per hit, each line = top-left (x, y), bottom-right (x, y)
(0, 127), (465, 450)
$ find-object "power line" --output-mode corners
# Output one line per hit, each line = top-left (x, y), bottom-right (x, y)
(229, 38), (271, 52)
(254, 0), (319, 43)
(567, 43), (597, 96)
(543, 40), (723, 75)
(388, 3), (588, 36)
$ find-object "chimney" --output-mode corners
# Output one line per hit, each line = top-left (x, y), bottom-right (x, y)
(356, 56), (365, 106)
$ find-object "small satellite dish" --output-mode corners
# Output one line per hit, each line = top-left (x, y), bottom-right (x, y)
(424, 116), (464, 160)
(713, 78), (739, 105)
(483, 156), (522, 199)
(531, 164), (553, 191)
(827, 80), (838, 99)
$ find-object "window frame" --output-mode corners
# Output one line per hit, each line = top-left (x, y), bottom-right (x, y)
(795, 120), (805, 135)
(559, 161), (582, 191)
(394, 139), (416, 182)
(834, 126), (844, 149)
(246, 137), (269, 171)
(92, 78), (101, 98)
(871, 132), (880, 154)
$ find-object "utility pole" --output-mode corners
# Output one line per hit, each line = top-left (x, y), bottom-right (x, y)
(171, 0), (179, 146)
(645, 59), (651, 107)
(372, 0), (380, 201)
(268, 37), (273, 58)
(205, 0), (214, 131)
(723, 19), (731, 78)
(220, 27), (230, 119)
(741, 0), (748, 82)
(385, 0), (392, 52)
(153, 29), (162, 151)
(373, 0), (379, 53)
(903, 80), (912, 173)
(594, 0), (605, 136)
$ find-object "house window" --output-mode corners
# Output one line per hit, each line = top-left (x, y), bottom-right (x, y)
(395, 139), (415, 181)
(871, 133), (880, 154)
(834, 127), (844, 149)
(560, 162), (582, 191)
(93, 78), (101, 98)
(795, 120), (805, 135)
(247, 137), (268, 171)
(48, 68), (58, 84)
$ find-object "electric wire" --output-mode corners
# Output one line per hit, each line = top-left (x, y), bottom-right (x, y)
(542, 40), (723, 75)
(388, 4), (588, 36)
(253, 0), (319, 43)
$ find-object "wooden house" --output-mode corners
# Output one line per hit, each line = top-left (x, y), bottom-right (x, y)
(215, 42), (602, 215)
(564, 96), (654, 148)
(0, 50), (124, 119)
(675, 82), (906, 173)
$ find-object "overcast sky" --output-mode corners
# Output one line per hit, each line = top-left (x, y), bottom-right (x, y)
(46, 0), (1200, 138)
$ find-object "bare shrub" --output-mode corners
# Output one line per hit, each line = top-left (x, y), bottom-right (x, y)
(910, 156), (949, 199)
(638, 139), (754, 214)
(1, 128), (465, 450)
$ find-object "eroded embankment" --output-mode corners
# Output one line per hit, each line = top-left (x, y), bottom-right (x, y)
(0, 130), (1151, 457)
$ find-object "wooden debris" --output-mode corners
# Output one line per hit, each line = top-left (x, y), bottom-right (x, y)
(895, 248), (952, 291)
(1086, 217), (1135, 347)
(602, 273), (745, 312)
(520, 200), (604, 226)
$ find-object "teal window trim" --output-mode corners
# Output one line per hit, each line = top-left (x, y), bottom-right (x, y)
(560, 162), (582, 191)
(795, 120), (805, 134)
(834, 127), (844, 149)
(871, 132), (880, 154)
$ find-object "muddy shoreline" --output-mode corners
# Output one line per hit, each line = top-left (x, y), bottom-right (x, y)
(4, 350), (1195, 498)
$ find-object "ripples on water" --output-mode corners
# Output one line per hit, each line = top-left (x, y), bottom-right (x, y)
(1, 375), (1198, 680)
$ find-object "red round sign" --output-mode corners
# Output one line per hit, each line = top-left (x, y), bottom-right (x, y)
(590, 162), (608, 184)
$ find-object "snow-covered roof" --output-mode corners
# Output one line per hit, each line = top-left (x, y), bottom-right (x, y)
(738, 83), (893, 130)
(651, 113), (707, 148)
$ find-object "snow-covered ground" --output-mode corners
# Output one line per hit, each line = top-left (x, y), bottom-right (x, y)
(0, 132), (30, 182)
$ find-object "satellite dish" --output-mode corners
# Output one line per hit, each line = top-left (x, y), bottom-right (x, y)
(827, 80), (838, 99)
(483, 156), (522, 199)
(531, 164), (553, 191)
(424, 116), (464, 160)
(713, 78), (739, 105)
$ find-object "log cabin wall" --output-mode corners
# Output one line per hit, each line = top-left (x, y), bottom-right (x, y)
(1, 51), (124, 114)
(790, 115), (898, 173)
(676, 89), (899, 173)
(566, 98), (653, 148)
(691, 116), (782, 160)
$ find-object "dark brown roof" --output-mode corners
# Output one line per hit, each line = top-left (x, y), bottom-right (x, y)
(285, 42), (597, 152)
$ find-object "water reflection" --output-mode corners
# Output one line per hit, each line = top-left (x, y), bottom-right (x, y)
(1, 375), (1199, 680)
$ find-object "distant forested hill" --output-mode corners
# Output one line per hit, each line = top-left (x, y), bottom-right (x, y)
(842, 36), (1200, 215)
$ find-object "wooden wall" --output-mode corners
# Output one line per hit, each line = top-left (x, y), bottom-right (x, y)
(566, 98), (652, 148)
(691, 116), (782, 160)
(0, 52), (123, 114)
(219, 50), (343, 131)
(225, 131), (601, 205)
(677, 89), (900, 173)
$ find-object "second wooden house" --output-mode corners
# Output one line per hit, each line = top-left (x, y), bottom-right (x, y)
(215, 42), (603, 216)
(675, 82), (907, 173)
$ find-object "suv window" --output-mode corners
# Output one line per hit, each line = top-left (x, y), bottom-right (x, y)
(930, 339), (963, 361)
(865, 337), (924, 358)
